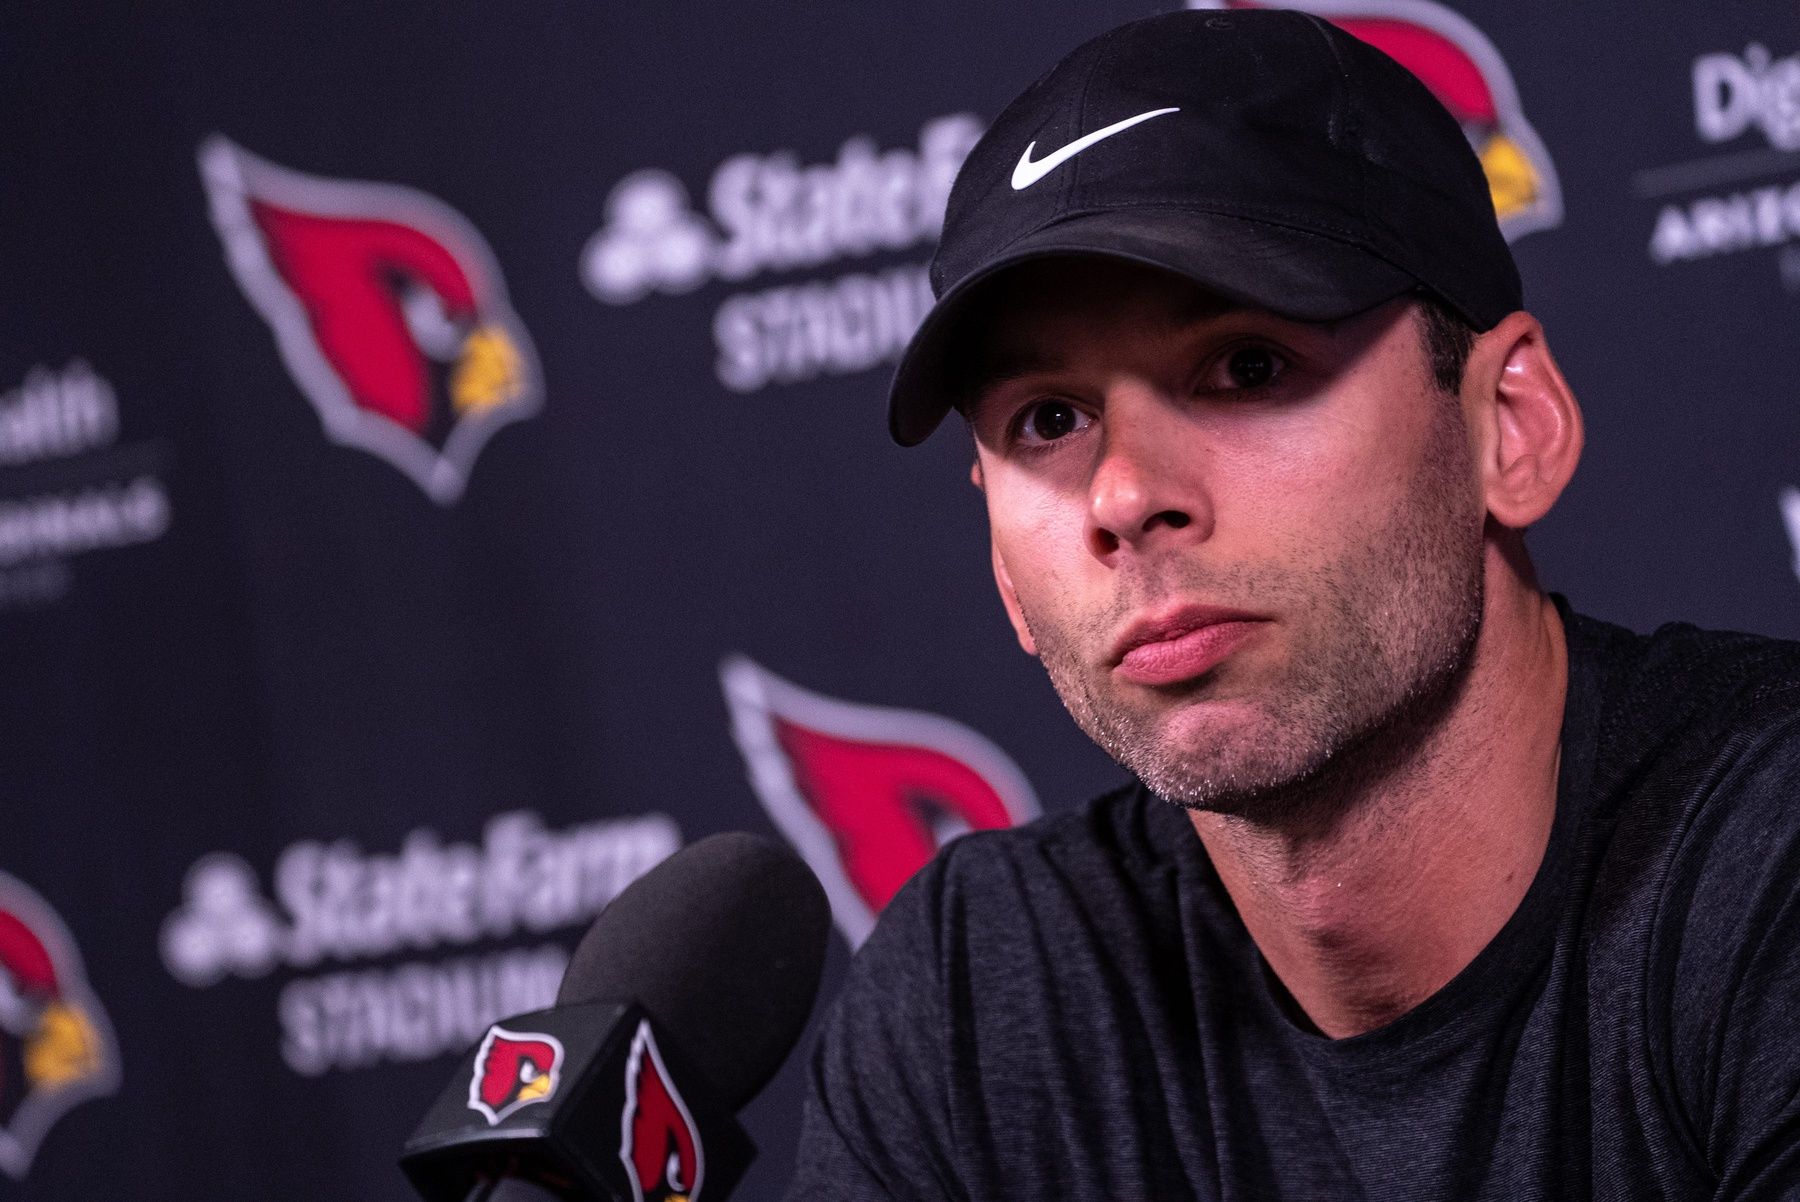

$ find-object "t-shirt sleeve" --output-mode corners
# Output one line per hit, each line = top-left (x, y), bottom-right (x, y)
(782, 852), (964, 1202)
(1663, 717), (1800, 1197)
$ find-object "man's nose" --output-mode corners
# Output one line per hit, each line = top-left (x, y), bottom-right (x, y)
(1086, 391), (1212, 559)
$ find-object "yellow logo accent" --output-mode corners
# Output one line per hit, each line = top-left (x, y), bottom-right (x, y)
(1479, 132), (1541, 220)
(25, 1001), (103, 1090)
(452, 325), (525, 415)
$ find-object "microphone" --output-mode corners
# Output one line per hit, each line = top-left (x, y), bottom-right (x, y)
(400, 831), (832, 1202)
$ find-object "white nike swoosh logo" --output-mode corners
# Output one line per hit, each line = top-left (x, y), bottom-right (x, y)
(1010, 107), (1181, 191)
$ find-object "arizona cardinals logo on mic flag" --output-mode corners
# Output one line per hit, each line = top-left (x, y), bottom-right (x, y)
(0, 874), (119, 1181)
(721, 656), (1040, 947)
(466, 1026), (564, 1126)
(619, 1020), (703, 1202)
(199, 136), (543, 504)
(1192, 0), (1562, 239)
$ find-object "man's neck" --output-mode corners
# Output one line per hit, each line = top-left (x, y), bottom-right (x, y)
(1189, 581), (1568, 1039)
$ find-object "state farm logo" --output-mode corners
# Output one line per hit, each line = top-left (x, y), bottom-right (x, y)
(0, 872), (120, 1181)
(582, 171), (719, 305)
(720, 656), (1039, 947)
(200, 137), (543, 504)
(1641, 43), (1800, 286)
(159, 811), (679, 1076)
(1192, 0), (1562, 241)
(580, 115), (982, 394)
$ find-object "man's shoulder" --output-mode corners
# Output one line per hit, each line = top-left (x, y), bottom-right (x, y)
(1572, 609), (1800, 886)
(1575, 608), (1800, 1003)
(1570, 611), (1800, 1161)
(1571, 608), (1800, 762)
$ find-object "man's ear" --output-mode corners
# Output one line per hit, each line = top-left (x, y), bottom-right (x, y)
(990, 541), (1038, 656)
(1466, 311), (1583, 529)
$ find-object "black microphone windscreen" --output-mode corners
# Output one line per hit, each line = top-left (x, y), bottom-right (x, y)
(555, 831), (831, 1111)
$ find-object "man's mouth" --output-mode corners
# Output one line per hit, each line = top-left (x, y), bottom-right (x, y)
(1111, 606), (1266, 687)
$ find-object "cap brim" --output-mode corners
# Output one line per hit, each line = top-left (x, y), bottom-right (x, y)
(888, 206), (1420, 446)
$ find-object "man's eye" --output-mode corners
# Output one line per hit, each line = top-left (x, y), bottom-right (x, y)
(1015, 399), (1089, 444)
(1207, 345), (1285, 391)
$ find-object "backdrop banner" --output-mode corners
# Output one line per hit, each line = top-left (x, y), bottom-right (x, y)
(5, 1), (1800, 1197)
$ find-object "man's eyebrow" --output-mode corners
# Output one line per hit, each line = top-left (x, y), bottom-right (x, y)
(958, 351), (1067, 412)
(954, 293), (1256, 413)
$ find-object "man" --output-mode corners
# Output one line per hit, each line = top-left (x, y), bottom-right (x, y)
(787, 10), (1800, 1200)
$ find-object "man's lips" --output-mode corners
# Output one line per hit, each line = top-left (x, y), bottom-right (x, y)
(1111, 607), (1266, 687)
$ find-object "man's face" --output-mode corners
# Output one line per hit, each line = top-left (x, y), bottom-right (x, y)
(962, 258), (1486, 813)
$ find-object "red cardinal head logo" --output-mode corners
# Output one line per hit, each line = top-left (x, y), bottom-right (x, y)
(199, 136), (543, 503)
(467, 1026), (564, 1126)
(1193, 0), (1562, 239)
(619, 1020), (703, 1202)
(721, 656), (1040, 947)
(0, 874), (119, 1181)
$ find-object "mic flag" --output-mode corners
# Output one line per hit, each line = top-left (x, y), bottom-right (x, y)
(399, 832), (829, 1201)
(401, 999), (749, 1202)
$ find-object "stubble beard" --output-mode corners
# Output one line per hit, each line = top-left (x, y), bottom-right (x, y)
(1017, 398), (1485, 819)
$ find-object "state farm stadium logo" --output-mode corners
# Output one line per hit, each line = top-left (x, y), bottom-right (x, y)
(1192, 0), (1562, 241)
(159, 811), (678, 1077)
(200, 137), (543, 504)
(0, 872), (120, 1181)
(1639, 42), (1800, 292)
(720, 656), (1039, 947)
(580, 114), (982, 393)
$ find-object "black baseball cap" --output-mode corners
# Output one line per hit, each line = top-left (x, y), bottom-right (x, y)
(888, 8), (1523, 445)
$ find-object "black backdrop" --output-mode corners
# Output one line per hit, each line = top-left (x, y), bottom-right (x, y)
(5, 1), (1800, 1197)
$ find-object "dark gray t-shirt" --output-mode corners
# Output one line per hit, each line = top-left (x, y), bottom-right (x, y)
(785, 609), (1800, 1199)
